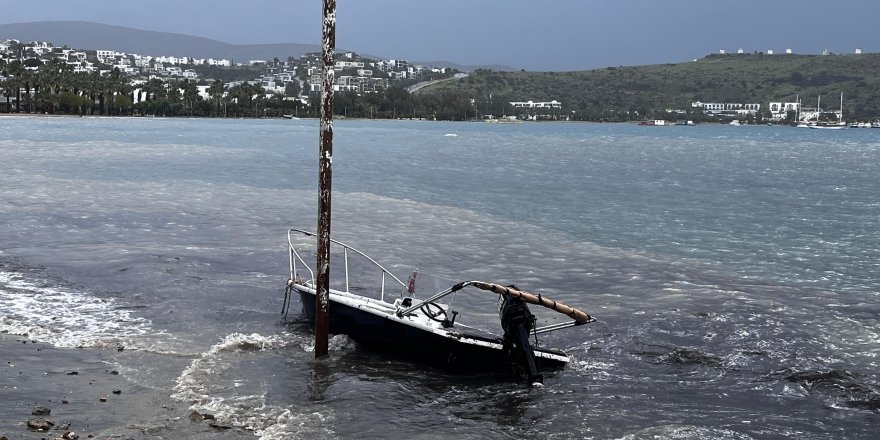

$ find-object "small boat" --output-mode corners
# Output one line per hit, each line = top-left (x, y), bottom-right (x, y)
(638, 120), (667, 126)
(808, 123), (847, 130)
(729, 120), (742, 126)
(283, 229), (594, 384)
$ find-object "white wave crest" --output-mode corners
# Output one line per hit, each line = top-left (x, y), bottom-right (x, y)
(0, 270), (157, 348)
(172, 332), (338, 439)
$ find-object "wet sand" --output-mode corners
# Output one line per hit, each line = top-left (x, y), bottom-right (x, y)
(0, 334), (254, 439)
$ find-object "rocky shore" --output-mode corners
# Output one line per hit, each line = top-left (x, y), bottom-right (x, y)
(0, 334), (253, 439)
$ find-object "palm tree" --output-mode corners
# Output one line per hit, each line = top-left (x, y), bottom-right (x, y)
(180, 79), (200, 116)
(34, 58), (70, 114)
(84, 70), (108, 115)
(0, 62), (19, 113)
(207, 79), (226, 117)
(166, 80), (182, 116)
(5, 61), (26, 113)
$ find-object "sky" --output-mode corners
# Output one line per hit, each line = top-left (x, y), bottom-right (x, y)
(3, 0), (878, 71)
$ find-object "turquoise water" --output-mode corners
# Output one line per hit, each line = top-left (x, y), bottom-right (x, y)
(1, 116), (878, 439)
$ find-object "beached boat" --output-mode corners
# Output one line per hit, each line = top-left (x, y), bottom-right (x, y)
(283, 228), (594, 384)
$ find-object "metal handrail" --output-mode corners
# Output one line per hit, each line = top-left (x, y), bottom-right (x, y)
(287, 228), (407, 301)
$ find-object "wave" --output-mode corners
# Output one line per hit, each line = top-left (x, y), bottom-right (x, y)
(769, 368), (880, 411)
(0, 269), (158, 349)
(614, 424), (754, 440)
(171, 331), (356, 440)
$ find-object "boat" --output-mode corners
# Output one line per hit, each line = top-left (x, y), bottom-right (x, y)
(638, 120), (667, 126)
(729, 120), (742, 126)
(283, 228), (594, 384)
(808, 93), (848, 129)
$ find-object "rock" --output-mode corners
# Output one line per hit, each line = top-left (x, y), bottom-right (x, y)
(209, 422), (231, 430)
(99, 396), (107, 402)
(109, 370), (119, 375)
(61, 399), (69, 404)
(190, 410), (216, 420)
(26, 417), (54, 431)
(32, 405), (51, 416)
(65, 371), (79, 376)
(62, 431), (79, 440)
(112, 389), (122, 395)
(1, 435), (9, 440)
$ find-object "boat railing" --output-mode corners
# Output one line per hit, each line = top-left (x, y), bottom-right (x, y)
(287, 228), (407, 301)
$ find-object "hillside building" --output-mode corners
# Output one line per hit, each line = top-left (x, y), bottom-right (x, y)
(768, 102), (800, 120)
(510, 100), (562, 109)
(691, 101), (761, 116)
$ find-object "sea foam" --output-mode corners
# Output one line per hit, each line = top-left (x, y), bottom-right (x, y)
(0, 270), (156, 348)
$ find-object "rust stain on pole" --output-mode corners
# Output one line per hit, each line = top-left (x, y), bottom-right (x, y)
(315, 0), (335, 358)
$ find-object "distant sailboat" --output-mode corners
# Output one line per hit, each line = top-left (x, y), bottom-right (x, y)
(795, 94), (811, 128)
(809, 93), (847, 130)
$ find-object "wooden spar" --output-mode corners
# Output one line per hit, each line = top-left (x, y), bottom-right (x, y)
(471, 282), (592, 324)
(315, 0), (336, 358)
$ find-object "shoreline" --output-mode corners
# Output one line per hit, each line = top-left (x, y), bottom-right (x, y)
(0, 333), (253, 439)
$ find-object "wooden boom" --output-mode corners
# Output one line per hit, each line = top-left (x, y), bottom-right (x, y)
(470, 281), (592, 324)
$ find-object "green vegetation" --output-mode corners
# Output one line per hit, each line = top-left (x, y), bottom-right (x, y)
(418, 53), (880, 121)
(3, 52), (880, 121)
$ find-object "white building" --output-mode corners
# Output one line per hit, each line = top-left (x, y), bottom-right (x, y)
(510, 100), (562, 109)
(768, 102), (800, 120)
(207, 58), (231, 67)
(335, 61), (364, 69)
(691, 101), (761, 116)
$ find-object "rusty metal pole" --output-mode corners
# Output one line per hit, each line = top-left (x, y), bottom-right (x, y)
(315, 0), (335, 358)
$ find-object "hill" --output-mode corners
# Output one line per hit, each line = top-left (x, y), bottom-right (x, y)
(0, 21), (513, 71)
(417, 53), (880, 120)
(0, 21), (325, 62)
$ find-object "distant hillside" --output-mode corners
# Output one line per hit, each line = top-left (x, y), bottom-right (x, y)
(418, 53), (880, 120)
(0, 21), (324, 62)
(0, 21), (511, 71)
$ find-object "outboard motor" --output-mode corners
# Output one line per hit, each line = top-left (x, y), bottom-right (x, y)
(499, 290), (543, 384)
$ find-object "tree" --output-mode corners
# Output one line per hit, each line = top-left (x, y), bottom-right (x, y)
(180, 79), (200, 116)
(207, 79), (226, 116)
(166, 81), (182, 116)
(284, 81), (301, 98)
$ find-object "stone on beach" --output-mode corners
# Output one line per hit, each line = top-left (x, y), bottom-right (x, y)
(31, 405), (51, 416)
(26, 417), (54, 431)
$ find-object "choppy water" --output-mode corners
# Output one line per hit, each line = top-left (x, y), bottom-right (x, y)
(1, 116), (878, 439)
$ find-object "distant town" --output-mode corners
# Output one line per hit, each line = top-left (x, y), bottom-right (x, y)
(0, 37), (460, 118)
(1, 37), (879, 124)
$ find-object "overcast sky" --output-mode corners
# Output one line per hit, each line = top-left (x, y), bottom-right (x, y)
(3, 0), (877, 71)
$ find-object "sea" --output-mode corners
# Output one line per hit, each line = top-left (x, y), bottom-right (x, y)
(1, 115), (878, 439)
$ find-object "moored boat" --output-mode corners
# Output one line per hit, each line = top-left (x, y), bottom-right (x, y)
(283, 228), (594, 384)
(638, 120), (668, 126)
